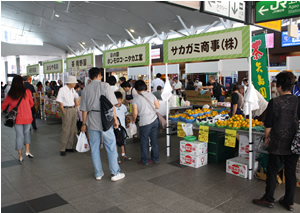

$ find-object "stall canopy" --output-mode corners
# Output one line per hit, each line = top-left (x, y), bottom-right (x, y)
(153, 64), (180, 75)
(185, 61), (218, 74)
(219, 58), (249, 77)
(127, 66), (149, 79)
(287, 56), (300, 73)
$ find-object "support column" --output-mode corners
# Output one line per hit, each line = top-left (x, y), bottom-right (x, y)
(5, 61), (8, 83)
(16, 56), (21, 75)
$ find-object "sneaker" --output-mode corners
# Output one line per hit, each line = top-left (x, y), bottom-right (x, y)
(279, 197), (294, 211)
(111, 173), (125, 182)
(118, 158), (121, 164)
(96, 174), (104, 181)
(60, 151), (66, 156)
(121, 155), (132, 161)
(138, 160), (149, 166)
(253, 197), (274, 208)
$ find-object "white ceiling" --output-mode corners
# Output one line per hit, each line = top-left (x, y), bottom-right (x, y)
(1, 1), (220, 53)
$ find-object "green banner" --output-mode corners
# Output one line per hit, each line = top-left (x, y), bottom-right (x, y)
(163, 26), (250, 63)
(255, 1), (300, 23)
(251, 33), (270, 101)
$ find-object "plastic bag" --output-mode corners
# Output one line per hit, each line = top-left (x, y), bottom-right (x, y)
(170, 95), (178, 107)
(127, 122), (137, 137)
(161, 80), (173, 101)
(76, 132), (90, 152)
(181, 123), (193, 136)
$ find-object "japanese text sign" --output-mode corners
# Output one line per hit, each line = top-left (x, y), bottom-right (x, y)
(43, 60), (63, 74)
(255, 1), (300, 23)
(66, 53), (93, 73)
(163, 26), (250, 63)
(177, 122), (185, 138)
(251, 34), (270, 101)
(27, 64), (39, 76)
(224, 129), (237, 148)
(198, 125), (209, 142)
(103, 44), (150, 68)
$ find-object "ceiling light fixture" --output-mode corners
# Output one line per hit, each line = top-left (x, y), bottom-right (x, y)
(82, 42), (85, 45)
(130, 29), (135, 33)
(55, 14), (59, 17)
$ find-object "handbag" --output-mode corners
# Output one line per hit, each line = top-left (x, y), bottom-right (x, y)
(139, 93), (167, 129)
(291, 120), (300, 155)
(3, 94), (24, 128)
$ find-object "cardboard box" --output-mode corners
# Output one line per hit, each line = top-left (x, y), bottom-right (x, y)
(185, 90), (212, 106)
(180, 153), (208, 168)
(226, 157), (258, 179)
(180, 140), (208, 156)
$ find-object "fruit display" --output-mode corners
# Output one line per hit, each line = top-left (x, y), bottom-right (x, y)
(220, 110), (229, 115)
(232, 114), (244, 121)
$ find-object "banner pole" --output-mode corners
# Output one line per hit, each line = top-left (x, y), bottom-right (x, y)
(248, 30), (253, 180)
(166, 63), (170, 157)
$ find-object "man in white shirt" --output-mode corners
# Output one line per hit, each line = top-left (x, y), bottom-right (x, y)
(56, 76), (79, 156)
(151, 73), (164, 92)
(172, 77), (182, 90)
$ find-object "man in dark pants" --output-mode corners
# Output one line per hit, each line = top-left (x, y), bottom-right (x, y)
(23, 76), (37, 130)
(253, 71), (300, 211)
(202, 76), (224, 102)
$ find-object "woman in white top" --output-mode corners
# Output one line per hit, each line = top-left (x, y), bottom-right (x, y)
(107, 76), (119, 92)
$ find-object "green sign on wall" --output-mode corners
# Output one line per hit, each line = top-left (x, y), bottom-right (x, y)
(255, 1), (300, 23)
(163, 26), (250, 64)
(251, 33), (270, 102)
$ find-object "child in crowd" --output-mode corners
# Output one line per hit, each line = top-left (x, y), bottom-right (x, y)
(114, 91), (132, 163)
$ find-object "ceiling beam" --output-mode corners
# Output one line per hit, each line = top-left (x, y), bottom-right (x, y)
(78, 42), (88, 54)
(91, 38), (103, 53)
(65, 1), (70, 13)
(125, 29), (138, 44)
(176, 15), (191, 35)
(144, 34), (156, 44)
(147, 22), (163, 41)
(170, 30), (186, 37)
(199, 21), (220, 34)
(219, 18), (228, 29)
(66, 45), (77, 56)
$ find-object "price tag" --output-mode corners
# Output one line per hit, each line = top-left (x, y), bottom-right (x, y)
(177, 122), (185, 138)
(225, 129), (237, 148)
(198, 125), (209, 142)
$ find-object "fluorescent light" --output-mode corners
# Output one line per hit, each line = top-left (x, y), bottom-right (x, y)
(82, 42), (85, 45)
(130, 29), (135, 33)
(55, 14), (59, 17)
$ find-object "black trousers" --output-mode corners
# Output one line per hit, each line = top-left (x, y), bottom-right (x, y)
(31, 110), (37, 129)
(264, 154), (299, 205)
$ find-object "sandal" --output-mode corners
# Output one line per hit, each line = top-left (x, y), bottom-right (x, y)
(25, 153), (34, 158)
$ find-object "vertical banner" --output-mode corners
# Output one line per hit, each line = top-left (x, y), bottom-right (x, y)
(251, 33), (270, 101)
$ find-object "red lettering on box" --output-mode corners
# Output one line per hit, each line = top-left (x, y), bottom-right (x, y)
(185, 144), (192, 152)
(231, 164), (240, 175)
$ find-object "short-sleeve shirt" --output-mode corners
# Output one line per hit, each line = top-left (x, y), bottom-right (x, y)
(173, 81), (182, 89)
(131, 91), (158, 126)
(151, 78), (165, 92)
(56, 85), (79, 107)
(80, 80), (118, 131)
(115, 104), (128, 127)
(207, 82), (222, 99)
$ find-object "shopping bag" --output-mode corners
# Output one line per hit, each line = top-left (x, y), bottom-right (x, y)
(181, 123), (193, 136)
(127, 122), (137, 138)
(76, 132), (90, 152)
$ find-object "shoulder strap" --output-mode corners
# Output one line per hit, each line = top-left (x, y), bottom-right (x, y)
(139, 93), (157, 113)
(16, 93), (24, 108)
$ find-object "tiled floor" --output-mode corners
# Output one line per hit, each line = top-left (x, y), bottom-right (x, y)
(1, 117), (300, 213)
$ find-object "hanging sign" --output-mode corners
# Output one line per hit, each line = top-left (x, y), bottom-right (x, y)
(103, 43), (150, 68)
(251, 33), (270, 101)
(256, 20), (282, 32)
(224, 129), (237, 148)
(66, 53), (93, 75)
(198, 125), (209, 142)
(43, 60), (63, 74)
(177, 122), (185, 138)
(27, 64), (39, 76)
(163, 26), (250, 63)
(255, 1), (300, 23)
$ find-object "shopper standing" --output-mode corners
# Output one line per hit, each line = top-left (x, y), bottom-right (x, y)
(253, 71), (300, 211)
(56, 76), (79, 156)
(80, 67), (125, 182)
(118, 77), (126, 102)
(107, 76), (119, 92)
(23, 76), (37, 130)
(121, 81), (138, 104)
(230, 85), (244, 117)
(152, 86), (162, 100)
(202, 76), (224, 102)
(151, 73), (164, 92)
(1, 75), (34, 161)
(132, 80), (160, 166)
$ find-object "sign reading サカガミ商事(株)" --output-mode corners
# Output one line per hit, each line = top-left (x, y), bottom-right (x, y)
(251, 33), (270, 102)
(163, 26), (250, 63)
(103, 44), (150, 68)
(66, 53), (94, 74)
(27, 64), (40, 76)
(43, 60), (63, 74)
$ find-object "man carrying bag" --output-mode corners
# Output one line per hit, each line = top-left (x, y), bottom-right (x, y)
(80, 67), (125, 182)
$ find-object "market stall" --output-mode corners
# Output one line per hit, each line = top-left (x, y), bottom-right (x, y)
(162, 25), (261, 180)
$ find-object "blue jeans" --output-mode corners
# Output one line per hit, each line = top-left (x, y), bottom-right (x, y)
(14, 124), (31, 150)
(88, 126), (120, 178)
(139, 118), (159, 164)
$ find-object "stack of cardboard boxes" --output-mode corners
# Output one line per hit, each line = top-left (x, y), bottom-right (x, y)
(180, 140), (208, 168)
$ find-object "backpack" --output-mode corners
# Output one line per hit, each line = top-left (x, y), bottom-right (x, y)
(100, 95), (114, 131)
(114, 117), (129, 147)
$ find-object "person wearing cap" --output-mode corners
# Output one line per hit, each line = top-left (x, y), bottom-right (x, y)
(56, 76), (79, 156)
(202, 76), (223, 102)
(151, 73), (164, 92)
(172, 77), (182, 90)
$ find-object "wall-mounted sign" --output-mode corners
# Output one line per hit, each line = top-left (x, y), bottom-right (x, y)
(151, 48), (161, 60)
(103, 43), (150, 68)
(66, 53), (93, 76)
(163, 26), (250, 63)
(201, 1), (245, 22)
(281, 30), (300, 47)
(43, 60), (63, 74)
(255, 1), (300, 23)
(26, 64), (39, 76)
